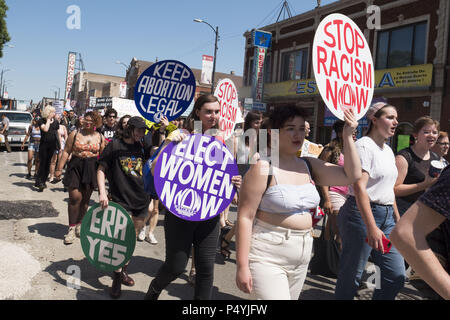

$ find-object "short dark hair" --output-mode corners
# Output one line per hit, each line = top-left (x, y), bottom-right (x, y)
(104, 108), (118, 118)
(260, 105), (308, 149)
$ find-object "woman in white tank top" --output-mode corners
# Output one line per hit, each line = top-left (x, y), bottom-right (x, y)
(236, 105), (361, 300)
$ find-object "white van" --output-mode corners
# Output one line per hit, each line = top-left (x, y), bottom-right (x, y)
(0, 110), (33, 148)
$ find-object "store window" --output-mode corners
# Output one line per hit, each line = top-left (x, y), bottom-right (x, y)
(376, 22), (427, 69)
(281, 48), (308, 81)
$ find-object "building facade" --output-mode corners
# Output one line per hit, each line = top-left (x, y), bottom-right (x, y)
(71, 72), (124, 114)
(241, 0), (449, 152)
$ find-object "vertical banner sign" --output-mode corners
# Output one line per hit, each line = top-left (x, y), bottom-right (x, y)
(214, 78), (241, 140)
(154, 134), (238, 222)
(313, 14), (374, 121)
(64, 52), (77, 108)
(251, 30), (272, 103)
(119, 81), (127, 98)
(201, 55), (214, 85)
(134, 60), (196, 123)
(80, 202), (136, 272)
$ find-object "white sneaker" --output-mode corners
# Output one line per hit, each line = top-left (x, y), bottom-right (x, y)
(146, 232), (158, 245)
(137, 226), (146, 241)
(64, 226), (77, 245)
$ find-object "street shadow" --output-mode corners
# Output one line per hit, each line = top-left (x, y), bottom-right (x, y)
(12, 162), (27, 167)
(12, 181), (35, 190)
(307, 274), (337, 286)
(9, 172), (28, 179)
(43, 257), (111, 300)
(299, 288), (335, 300)
(303, 279), (335, 292)
(28, 222), (67, 240)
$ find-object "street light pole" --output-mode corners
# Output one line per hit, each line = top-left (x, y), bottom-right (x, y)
(194, 19), (219, 93)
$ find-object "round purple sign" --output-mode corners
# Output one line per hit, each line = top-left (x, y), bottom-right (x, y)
(154, 134), (238, 221)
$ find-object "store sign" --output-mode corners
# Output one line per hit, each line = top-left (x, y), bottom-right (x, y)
(313, 13), (374, 121)
(264, 64), (433, 101)
(214, 78), (241, 140)
(134, 60), (196, 123)
(252, 47), (267, 102)
(80, 202), (136, 272)
(251, 30), (271, 103)
(374, 64), (433, 89)
(64, 52), (77, 108)
(154, 134), (238, 222)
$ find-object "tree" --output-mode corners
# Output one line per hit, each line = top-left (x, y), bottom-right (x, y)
(0, 0), (11, 58)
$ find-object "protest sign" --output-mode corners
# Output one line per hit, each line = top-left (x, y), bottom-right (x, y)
(134, 60), (196, 123)
(297, 139), (324, 158)
(313, 13), (374, 121)
(214, 78), (242, 140)
(80, 202), (136, 272)
(154, 134), (238, 222)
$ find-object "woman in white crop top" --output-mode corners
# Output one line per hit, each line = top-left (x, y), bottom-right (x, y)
(236, 105), (361, 300)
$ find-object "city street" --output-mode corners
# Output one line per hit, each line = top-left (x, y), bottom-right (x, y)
(0, 150), (428, 300)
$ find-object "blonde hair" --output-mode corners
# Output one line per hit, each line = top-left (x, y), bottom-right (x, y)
(42, 105), (56, 119)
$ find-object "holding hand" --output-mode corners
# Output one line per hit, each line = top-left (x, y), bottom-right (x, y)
(99, 192), (109, 209)
(343, 109), (358, 137)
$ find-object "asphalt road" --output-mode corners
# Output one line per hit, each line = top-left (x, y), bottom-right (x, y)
(0, 150), (427, 300)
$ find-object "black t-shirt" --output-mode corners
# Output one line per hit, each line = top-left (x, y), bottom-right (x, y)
(38, 118), (60, 145)
(100, 124), (117, 142)
(396, 147), (440, 204)
(98, 138), (150, 215)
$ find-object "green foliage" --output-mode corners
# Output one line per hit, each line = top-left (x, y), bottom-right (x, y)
(0, 0), (11, 58)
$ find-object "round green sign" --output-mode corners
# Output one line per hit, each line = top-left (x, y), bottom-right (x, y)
(80, 202), (136, 272)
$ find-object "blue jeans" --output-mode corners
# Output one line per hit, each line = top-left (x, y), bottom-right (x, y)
(335, 196), (405, 300)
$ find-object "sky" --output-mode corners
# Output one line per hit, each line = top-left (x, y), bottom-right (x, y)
(2, 0), (337, 102)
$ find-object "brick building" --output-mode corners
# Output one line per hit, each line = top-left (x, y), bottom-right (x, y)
(70, 72), (124, 114)
(241, 0), (449, 152)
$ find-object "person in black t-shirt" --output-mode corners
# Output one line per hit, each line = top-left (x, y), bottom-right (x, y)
(100, 108), (118, 143)
(35, 105), (60, 192)
(97, 116), (151, 299)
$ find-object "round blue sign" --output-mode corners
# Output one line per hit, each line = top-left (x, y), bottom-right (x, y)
(134, 60), (196, 123)
(154, 134), (239, 221)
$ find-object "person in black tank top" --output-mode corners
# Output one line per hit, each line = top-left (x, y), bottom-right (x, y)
(395, 116), (441, 215)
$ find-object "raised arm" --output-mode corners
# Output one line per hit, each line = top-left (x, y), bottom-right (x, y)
(308, 109), (361, 187)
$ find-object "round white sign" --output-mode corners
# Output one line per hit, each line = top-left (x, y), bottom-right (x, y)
(214, 78), (241, 140)
(313, 13), (374, 121)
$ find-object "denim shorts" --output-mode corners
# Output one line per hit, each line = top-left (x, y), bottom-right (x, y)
(28, 141), (40, 152)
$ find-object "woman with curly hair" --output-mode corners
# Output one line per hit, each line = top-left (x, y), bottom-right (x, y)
(55, 111), (106, 245)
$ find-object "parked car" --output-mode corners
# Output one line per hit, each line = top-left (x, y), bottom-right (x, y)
(0, 110), (33, 149)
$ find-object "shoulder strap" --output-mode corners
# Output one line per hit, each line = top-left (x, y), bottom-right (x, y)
(301, 157), (314, 181)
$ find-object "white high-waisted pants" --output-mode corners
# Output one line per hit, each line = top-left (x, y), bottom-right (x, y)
(249, 218), (313, 300)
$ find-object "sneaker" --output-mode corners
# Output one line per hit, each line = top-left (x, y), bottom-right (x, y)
(64, 226), (77, 245)
(137, 226), (146, 242)
(75, 224), (81, 238)
(26, 173), (32, 180)
(145, 232), (158, 245)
